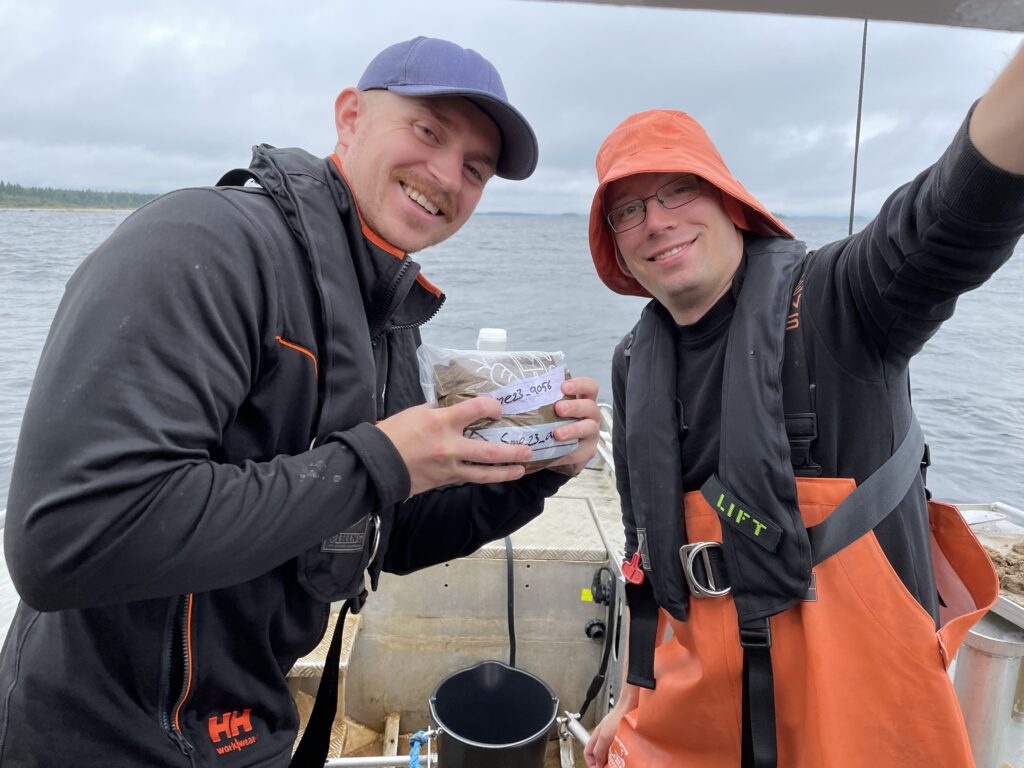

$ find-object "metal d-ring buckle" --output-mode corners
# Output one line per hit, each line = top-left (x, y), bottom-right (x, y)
(679, 542), (731, 598)
(365, 514), (382, 568)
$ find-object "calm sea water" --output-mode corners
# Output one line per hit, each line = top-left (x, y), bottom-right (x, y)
(1, 209), (1022, 506)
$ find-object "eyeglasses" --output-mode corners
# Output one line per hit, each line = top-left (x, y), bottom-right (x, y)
(605, 175), (703, 234)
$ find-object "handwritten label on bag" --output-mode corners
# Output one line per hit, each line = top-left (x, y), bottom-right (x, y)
(482, 367), (565, 416)
(466, 420), (578, 462)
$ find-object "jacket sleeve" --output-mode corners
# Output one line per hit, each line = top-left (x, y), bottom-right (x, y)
(4, 190), (410, 611)
(805, 105), (1024, 366)
(381, 468), (570, 574)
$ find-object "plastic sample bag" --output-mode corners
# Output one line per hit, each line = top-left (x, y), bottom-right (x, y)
(417, 344), (578, 472)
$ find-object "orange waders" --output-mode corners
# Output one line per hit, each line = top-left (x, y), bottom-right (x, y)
(607, 479), (999, 768)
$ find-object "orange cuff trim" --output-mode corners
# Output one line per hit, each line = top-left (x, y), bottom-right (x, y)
(276, 336), (319, 378)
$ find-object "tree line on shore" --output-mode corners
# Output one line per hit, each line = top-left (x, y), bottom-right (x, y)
(0, 181), (156, 209)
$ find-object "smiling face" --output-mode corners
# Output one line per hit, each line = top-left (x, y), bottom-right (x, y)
(605, 171), (744, 325)
(334, 89), (501, 253)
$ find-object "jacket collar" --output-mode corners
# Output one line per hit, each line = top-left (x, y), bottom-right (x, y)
(323, 156), (444, 338)
(245, 145), (445, 337)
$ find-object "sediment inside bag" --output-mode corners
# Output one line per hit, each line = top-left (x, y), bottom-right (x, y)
(421, 348), (579, 473)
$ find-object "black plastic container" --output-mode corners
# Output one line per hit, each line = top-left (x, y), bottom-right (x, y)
(428, 660), (559, 768)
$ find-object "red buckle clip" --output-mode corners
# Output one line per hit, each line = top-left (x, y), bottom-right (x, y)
(621, 552), (645, 585)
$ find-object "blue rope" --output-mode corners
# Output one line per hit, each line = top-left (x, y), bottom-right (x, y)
(408, 730), (428, 768)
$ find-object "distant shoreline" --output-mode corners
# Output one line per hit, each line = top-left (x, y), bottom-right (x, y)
(0, 181), (156, 211)
(0, 204), (874, 220)
(0, 205), (136, 213)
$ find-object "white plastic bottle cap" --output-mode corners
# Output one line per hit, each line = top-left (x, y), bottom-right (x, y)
(476, 328), (507, 352)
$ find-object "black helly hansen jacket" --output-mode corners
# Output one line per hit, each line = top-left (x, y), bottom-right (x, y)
(1, 147), (567, 766)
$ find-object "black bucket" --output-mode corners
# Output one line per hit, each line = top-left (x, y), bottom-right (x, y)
(429, 660), (558, 768)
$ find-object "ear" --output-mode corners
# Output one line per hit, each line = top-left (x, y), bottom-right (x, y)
(334, 87), (363, 157)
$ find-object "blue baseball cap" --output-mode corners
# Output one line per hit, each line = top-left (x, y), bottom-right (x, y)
(357, 37), (539, 180)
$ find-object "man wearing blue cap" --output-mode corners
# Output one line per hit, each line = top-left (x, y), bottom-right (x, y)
(0, 37), (600, 766)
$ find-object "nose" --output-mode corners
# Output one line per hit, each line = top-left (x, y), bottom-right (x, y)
(643, 196), (675, 236)
(426, 146), (463, 195)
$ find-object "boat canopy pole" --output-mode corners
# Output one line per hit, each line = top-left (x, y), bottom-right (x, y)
(849, 19), (868, 236)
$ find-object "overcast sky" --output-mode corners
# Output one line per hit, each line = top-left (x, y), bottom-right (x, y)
(1, 0), (1020, 216)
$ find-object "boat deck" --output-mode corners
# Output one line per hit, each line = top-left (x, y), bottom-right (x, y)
(1, 481), (1023, 764)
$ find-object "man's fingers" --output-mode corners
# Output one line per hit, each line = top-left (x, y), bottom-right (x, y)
(583, 727), (610, 768)
(594, 726), (616, 768)
(555, 376), (601, 429)
(551, 397), (600, 463)
(458, 434), (532, 465)
(555, 397), (599, 423)
(409, 380), (603, 483)
(562, 375), (599, 402)
(444, 395), (503, 427)
(444, 383), (600, 435)
(552, 413), (599, 442)
(452, 461), (527, 485)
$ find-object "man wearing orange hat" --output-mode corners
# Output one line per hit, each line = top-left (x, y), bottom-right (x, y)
(584, 46), (1024, 768)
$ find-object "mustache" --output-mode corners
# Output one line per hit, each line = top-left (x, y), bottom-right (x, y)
(391, 169), (455, 222)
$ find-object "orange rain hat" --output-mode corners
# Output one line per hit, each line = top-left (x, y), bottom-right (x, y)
(589, 110), (793, 297)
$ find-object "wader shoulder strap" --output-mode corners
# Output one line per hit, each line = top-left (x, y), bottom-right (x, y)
(807, 413), (925, 565)
(739, 414), (926, 768)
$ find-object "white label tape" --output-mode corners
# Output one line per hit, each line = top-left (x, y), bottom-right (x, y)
(482, 367), (565, 416)
(466, 419), (578, 462)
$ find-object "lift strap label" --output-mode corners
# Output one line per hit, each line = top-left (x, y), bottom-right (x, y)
(701, 475), (783, 553)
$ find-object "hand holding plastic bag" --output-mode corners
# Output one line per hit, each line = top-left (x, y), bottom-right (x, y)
(417, 345), (596, 474)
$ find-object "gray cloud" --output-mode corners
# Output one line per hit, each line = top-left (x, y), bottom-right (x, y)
(1, 0), (1019, 215)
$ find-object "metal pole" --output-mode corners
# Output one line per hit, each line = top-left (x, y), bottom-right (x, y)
(848, 19), (868, 236)
(324, 729), (439, 767)
(560, 712), (592, 747)
(324, 755), (437, 767)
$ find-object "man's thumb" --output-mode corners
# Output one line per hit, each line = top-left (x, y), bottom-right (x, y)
(448, 396), (502, 426)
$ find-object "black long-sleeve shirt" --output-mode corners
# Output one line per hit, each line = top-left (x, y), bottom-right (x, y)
(614, 107), (1024, 621)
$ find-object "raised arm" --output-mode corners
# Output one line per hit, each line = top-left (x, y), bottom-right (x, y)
(970, 43), (1024, 174)
(802, 43), (1024, 367)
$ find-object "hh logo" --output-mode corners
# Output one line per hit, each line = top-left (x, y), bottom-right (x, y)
(209, 709), (253, 744)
